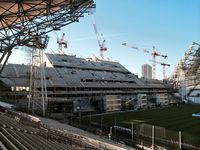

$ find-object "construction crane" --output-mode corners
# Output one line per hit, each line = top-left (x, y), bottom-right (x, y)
(122, 43), (167, 79)
(92, 15), (107, 59)
(56, 32), (67, 54)
(149, 59), (170, 80)
(0, 0), (95, 73)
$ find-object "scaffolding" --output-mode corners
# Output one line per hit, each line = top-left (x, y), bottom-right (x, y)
(0, 0), (95, 73)
(28, 35), (49, 116)
(170, 42), (200, 102)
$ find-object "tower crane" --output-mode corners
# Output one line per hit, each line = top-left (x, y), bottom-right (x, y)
(149, 59), (170, 80)
(92, 15), (107, 59)
(56, 32), (67, 54)
(122, 43), (167, 79)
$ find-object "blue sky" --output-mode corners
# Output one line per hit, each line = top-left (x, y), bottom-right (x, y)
(9, 0), (200, 79)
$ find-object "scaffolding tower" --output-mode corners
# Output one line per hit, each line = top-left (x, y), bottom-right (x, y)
(0, 0), (95, 73)
(28, 35), (49, 116)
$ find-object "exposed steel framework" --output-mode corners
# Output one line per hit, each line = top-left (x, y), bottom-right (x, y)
(182, 42), (200, 76)
(0, 0), (95, 72)
(170, 42), (200, 97)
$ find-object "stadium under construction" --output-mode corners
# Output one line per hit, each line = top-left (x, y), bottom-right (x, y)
(0, 0), (200, 149)
(170, 42), (200, 104)
(0, 53), (172, 117)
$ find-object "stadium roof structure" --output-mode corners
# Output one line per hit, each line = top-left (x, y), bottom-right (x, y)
(0, 0), (95, 72)
(0, 53), (169, 90)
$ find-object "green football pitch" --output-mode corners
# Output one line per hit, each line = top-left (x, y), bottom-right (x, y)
(83, 105), (200, 144)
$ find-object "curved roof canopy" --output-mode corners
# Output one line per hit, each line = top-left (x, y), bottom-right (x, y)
(0, 0), (95, 72)
(0, 0), (93, 28)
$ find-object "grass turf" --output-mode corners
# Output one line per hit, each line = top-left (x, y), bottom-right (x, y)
(83, 105), (200, 144)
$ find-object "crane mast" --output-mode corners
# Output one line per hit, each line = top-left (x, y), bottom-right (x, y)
(56, 33), (67, 54)
(151, 46), (167, 79)
(122, 42), (167, 79)
(92, 15), (107, 59)
(149, 59), (170, 80)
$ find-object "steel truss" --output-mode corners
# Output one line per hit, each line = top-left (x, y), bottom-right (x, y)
(0, 0), (95, 72)
(182, 42), (200, 96)
(171, 42), (200, 97)
(183, 42), (200, 76)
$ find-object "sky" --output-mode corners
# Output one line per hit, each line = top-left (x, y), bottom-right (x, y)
(9, 0), (200, 79)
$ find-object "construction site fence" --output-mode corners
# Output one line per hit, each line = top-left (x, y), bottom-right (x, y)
(77, 118), (200, 150)
(133, 123), (200, 150)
